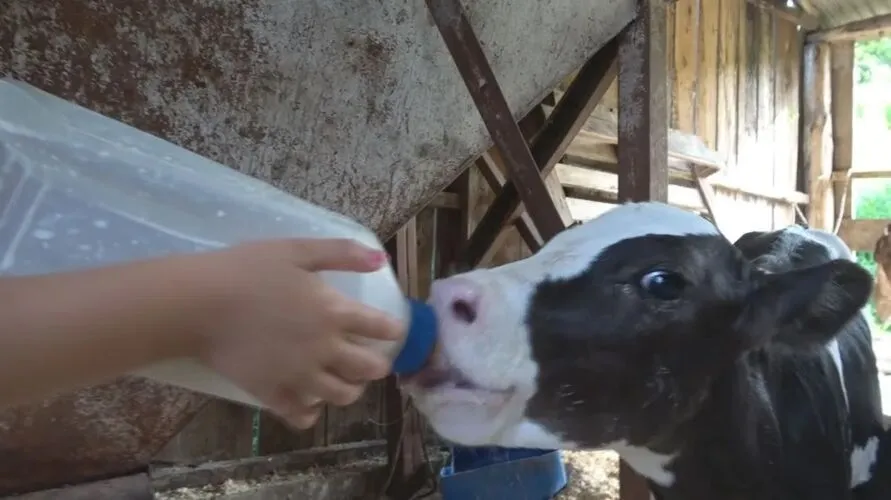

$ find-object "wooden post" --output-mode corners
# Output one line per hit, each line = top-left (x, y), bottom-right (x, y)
(830, 42), (854, 229)
(616, 0), (668, 499)
(617, 0), (669, 204)
(802, 42), (833, 231)
(383, 218), (429, 500)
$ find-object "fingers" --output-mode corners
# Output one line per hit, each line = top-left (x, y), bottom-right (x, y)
(313, 371), (364, 406)
(332, 300), (405, 342)
(263, 387), (323, 429)
(289, 238), (388, 273)
(328, 340), (392, 382)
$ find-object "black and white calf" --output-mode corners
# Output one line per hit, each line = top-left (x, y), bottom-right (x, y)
(403, 202), (887, 499)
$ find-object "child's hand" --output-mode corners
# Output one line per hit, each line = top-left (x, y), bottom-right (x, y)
(188, 238), (404, 429)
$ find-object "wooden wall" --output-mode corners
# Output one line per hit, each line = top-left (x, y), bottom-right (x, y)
(668, 0), (804, 240)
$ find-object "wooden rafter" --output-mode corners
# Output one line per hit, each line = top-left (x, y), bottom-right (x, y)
(455, 38), (620, 268)
(426, 0), (566, 241)
(807, 13), (891, 43)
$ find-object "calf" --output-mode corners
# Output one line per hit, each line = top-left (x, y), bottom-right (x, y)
(403, 202), (885, 500)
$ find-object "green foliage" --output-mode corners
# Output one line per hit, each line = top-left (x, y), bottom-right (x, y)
(855, 38), (891, 84)
(855, 181), (891, 333)
(861, 38), (891, 67)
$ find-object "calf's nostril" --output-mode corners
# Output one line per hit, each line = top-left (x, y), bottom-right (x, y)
(451, 298), (478, 324)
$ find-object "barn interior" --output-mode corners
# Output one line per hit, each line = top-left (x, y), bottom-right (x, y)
(2, 0), (891, 498)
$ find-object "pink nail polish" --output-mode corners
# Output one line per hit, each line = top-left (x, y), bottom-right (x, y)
(367, 251), (388, 267)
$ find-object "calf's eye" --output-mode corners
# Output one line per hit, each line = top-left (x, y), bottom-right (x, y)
(639, 270), (687, 300)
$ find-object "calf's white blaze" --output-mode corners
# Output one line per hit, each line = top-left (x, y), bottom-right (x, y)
(409, 203), (720, 451)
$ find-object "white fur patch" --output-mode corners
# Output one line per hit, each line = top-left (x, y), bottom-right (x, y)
(850, 435), (879, 488)
(496, 419), (576, 450)
(613, 442), (677, 487)
(525, 202), (720, 282)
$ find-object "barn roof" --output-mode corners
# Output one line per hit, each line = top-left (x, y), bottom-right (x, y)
(800, 0), (891, 28)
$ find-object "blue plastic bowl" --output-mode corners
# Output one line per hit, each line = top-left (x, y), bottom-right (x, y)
(440, 446), (568, 500)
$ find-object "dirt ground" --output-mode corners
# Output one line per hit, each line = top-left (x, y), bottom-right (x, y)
(557, 450), (619, 500)
(154, 450), (620, 500)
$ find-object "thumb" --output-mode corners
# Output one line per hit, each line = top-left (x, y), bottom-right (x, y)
(289, 238), (389, 272)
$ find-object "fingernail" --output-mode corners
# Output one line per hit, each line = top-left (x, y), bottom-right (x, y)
(367, 250), (388, 267)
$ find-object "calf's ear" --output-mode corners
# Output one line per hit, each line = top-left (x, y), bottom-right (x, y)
(736, 259), (872, 350)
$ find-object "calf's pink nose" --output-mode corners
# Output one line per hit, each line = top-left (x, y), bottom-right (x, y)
(429, 277), (481, 326)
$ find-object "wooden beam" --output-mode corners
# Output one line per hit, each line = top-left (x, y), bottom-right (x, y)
(790, 0), (820, 17)
(429, 192), (460, 210)
(830, 42), (854, 228)
(832, 170), (891, 180)
(554, 101), (725, 179)
(802, 42), (833, 230)
(427, 0), (566, 240)
(838, 218), (891, 252)
(152, 441), (388, 493)
(746, 0), (819, 29)
(556, 164), (704, 213)
(616, 0), (665, 498)
(807, 13), (891, 43)
(456, 37), (620, 268)
(10, 473), (152, 500)
(475, 153), (548, 253)
(616, 0), (668, 200)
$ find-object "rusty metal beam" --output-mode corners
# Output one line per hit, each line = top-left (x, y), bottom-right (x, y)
(426, 0), (568, 244)
(0, 377), (206, 496)
(455, 39), (619, 266)
(616, 1), (668, 500)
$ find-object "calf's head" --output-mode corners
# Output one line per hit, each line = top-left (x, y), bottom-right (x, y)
(403, 203), (872, 453)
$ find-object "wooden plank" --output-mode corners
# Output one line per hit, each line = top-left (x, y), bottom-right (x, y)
(617, 0), (667, 496)
(807, 13), (891, 43)
(429, 192), (460, 210)
(788, 24), (804, 194)
(383, 219), (428, 498)
(152, 441), (388, 493)
(673, 0), (700, 134)
(838, 219), (891, 252)
(757, 7), (776, 189)
(772, 18), (793, 228)
(477, 152), (546, 253)
(557, 164), (704, 212)
(692, 170), (724, 232)
(666, 0), (678, 127)
(738, 1), (760, 177)
(835, 170), (891, 180)
(562, 104), (724, 177)
(745, 0), (818, 29)
(830, 42), (855, 223)
(154, 401), (254, 465)
(716, 0), (740, 171)
(802, 43), (833, 230)
(697, 0), (720, 150)
(11, 473), (152, 500)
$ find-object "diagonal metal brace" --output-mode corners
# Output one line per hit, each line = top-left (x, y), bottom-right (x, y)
(426, 0), (567, 243)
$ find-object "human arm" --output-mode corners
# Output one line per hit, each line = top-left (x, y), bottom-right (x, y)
(0, 256), (216, 408)
(0, 239), (406, 428)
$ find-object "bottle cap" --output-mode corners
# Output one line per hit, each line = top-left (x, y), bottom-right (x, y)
(392, 299), (438, 375)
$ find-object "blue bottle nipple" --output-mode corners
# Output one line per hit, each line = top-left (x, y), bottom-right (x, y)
(391, 299), (439, 375)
